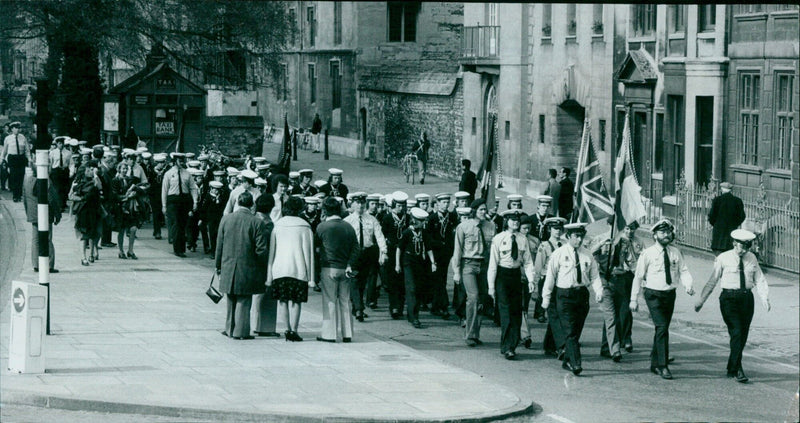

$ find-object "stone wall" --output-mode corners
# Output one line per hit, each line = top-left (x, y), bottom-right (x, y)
(204, 115), (264, 158)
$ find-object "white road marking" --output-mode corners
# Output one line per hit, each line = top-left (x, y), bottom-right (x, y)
(547, 413), (577, 423)
(635, 320), (800, 371)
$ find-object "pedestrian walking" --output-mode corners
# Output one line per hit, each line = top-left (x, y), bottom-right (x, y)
(252, 194), (280, 337)
(695, 229), (770, 383)
(530, 195), (554, 322)
(426, 193), (457, 319)
(708, 182), (746, 256)
(630, 218), (695, 380)
(451, 206), (478, 340)
(270, 174), (290, 222)
(557, 167), (574, 220)
(112, 163), (147, 259)
(381, 191), (409, 320)
(414, 131), (430, 185)
(97, 148), (118, 248)
(518, 215), (540, 349)
(541, 222), (603, 374)
(161, 153), (199, 257)
(316, 197), (361, 342)
(149, 154), (168, 239)
(543, 169), (561, 217)
(0, 122), (30, 202)
(266, 196), (315, 342)
(49, 136), (72, 210)
(205, 180), (227, 255)
(24, 163), (61, 272)
(487, 210), (535, 360)
(602, 221), (641, 357)
(215, 191), (269, 340)
(396, 207), (435, 328)
(70, 160), (104, 266)
(344, 193), (387, 322)
(187, 168), (209, 253)
(365, 193), (385, 309)
(311, 113), (323, 153)
(459, 160), (478, 203)
(224, 169), (259, 215)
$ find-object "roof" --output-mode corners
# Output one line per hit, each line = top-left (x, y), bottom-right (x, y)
(615, 49), (659, 83)
(358, 69), (459, 96)
(205, 115), (264, 129)
(109, 62), (206, 95)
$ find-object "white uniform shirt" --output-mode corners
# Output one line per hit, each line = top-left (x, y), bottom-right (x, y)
(541, 244), (603, 308)
(706, 250), (769, 303)
(345, 212), (388, 255)
(49, 148), (72, 170)
(487, 231), (535, 293)
(631, 243), (694, 301)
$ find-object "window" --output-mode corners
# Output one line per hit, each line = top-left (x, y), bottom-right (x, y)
(542, 4), (552, 37)
(488, 3), (497, 26)
(698, 5), (716, 32)
(504, 121), (510, 140)
(288, 8), (296, 45)
(774, 73), (794, 170)
(388, 2), (419, 42)
(669, 5), (685, 33)
(334, 2), (342, 45)
(654, 114), (663, 172)
(539, 114), (546, 143)
(307, 7), (316, 47)
(330, 61), (341, 109)
(566, 4), (576, 36)
(471, 117), (477, 135)
(279, 63), (288, 101)
(307, 63), (316, 104)
(599, 119), (606, 151)
(667, 96), (685, 191)
(592, 4), (604, 34)
(737, 4), (762, 14)
(739, 73), (760, 165)
(632, 4), (656, 37)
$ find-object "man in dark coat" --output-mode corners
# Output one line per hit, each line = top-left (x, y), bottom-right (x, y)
(459, 159), (478, 203)
(215, 191), (269, 339)
(558, 167), (574, 220)
(708, 182), (746, 255)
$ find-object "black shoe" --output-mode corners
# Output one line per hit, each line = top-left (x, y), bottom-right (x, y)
(562, 361), (581, 375)
(220, 331), (229, 337)
(668, 356), (675, 364)
(441, 312), (451, 320)
(600, 350), (612, 358)
(537, 315), (547, 323)
(504, 351), (516, 360)
(523, 338), (533, 349)
(420, 178), (424, 185)
(255, 331), (281, 338)
(285, 331), (302, 342)
(460, 318), (466, 328)
(174, 252), (186, 258)
(316, 336), (336, 343)
(119, 252), (128, 259)
(33, 267), (38, 272)
(735, 369), (748, 383)
(313, 285), (322, 292)
(154, 235), (162, 240)
(102, 242), (116, 247)
(624, 344), (633, 353)
(612, 353), (622, 363)
(49, 268), (59, 273)
(342, 337), (352, 343)
(557, 349), (565, 361)
(127, 252), (138, 260)
(659, 367), (673, 380)
(368, 302), (378, 310)
(412, 320), (422, 329)
(726, 371), (737, 378)
(356, 312), (364, 322)
(544, 349), (558, 357)
(651, 366), (659, 375)
(233, 335), (255, 340)
(421, 304), (430, 311)
(466, 339), (478, 347)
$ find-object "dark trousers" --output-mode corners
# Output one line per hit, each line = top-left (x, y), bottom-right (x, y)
(208, 215), (221, 253)
(601, 273), (634, 353)
(453, 276), (467, 319)
(225, 294), (252, 338)
(151, 197), (164, 237)
(366, 249), (381, 306)
(496, 267), (522, 354)
(533, 276), (546, 319)
(384, 249), (405, 315)
(557, 286), (590, 368)
(101, 201), (114, 244)
(166, 194), (192, 254)
(430, 252), (452, 313)
(351, 246), (378, 313)
(8, 163), (25, 200)
(543, 288), (566, 353)
(51, 168), (69, 208)
(0, 162), (8, 189)
(644, 288), (676, 368)
(403, 260), (427, 322)
(188, 214), (209, 251)
(720, 289), (754, 373)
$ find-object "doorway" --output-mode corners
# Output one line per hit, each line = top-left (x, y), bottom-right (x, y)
(555, 100), (585, 170)
(695, 96), (713, 186)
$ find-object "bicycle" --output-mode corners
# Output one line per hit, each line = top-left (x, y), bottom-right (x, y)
(401, 152), (418, 185)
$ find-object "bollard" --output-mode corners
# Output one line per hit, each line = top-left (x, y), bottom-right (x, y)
(324, 129), (329, 160)
(8, 281), (48, 373)
(35, 149), (51, 335)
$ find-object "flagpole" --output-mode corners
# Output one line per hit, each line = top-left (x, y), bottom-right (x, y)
(605, 107), (631, 278)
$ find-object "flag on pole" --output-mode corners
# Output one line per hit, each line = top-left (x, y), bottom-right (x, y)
(478, 114), (497, 202)
(276, 115), (292, 175)
(574, 118), (614, 223)
(613, 111), (647, 231)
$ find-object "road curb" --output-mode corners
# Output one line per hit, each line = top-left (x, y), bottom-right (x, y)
(2, 389), (536, 422)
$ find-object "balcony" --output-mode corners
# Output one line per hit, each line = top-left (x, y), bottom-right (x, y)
(460, 26), (500, 70)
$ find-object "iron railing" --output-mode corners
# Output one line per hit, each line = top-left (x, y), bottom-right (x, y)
(462, 26), (500, 59)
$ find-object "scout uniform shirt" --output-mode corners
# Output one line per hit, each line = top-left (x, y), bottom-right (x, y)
(706, 250), (769, 303)
(631, 243), (694, 301)
(451, 218), (485, 275)
(344, 211), (388, 256)
(541, 244), (603, 308)
(487, 230), (536, 293)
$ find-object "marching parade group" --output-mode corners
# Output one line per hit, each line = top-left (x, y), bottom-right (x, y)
(1, 120), (773, 384)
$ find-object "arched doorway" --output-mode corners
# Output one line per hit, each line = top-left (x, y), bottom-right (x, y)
(554, 99), (585, 171)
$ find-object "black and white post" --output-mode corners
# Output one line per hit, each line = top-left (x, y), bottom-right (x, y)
(35, 149), (51, 335)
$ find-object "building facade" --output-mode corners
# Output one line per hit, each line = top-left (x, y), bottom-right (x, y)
(725, 4), (799, 197)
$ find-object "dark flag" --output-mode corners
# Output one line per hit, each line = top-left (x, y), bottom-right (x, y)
(276, 115), (292, 175)
(574, 118), (614, 223)
(478, 113), (497, 202)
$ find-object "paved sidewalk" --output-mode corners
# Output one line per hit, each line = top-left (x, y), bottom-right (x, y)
(0, 191), (533, 421)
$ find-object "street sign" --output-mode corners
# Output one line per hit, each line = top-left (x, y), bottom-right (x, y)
(13, 287), (25, 313)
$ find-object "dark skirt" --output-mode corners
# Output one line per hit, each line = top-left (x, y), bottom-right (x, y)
(271, 277), (309, 303)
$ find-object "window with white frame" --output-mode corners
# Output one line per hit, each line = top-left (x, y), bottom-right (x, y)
(698, 5), (716, 32)
(592, 4), (604, 34)
(542, 4), (552, 37)
(632, 4), (656, 37)
(738, 73), (760, 165)
(774, 73), (794, 170)
(330, 60), (341, 109)
(307, 6), (316, 47)
(669, 5), (685, 33)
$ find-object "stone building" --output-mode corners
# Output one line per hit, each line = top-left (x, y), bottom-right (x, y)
(725, 4), (799, 198)
(460, 3), (616, 196)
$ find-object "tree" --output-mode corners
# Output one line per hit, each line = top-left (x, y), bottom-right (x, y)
(1, 0), (293, 142)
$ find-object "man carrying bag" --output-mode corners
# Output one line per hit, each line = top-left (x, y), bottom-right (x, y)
(0, 122), (30, 202)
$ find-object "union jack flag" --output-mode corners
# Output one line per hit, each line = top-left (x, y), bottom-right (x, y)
(574, 118), (614, 223)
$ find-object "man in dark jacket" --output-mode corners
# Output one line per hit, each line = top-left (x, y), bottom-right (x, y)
(558, 167), (574, 220)
(708, 182), (746, 255)
(215, 191), (269, 339)
(459, 159), (478, 203)
(24, 164), (62, 272)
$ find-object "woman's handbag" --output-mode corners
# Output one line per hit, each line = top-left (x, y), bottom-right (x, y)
(206, 273), (223, 304)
